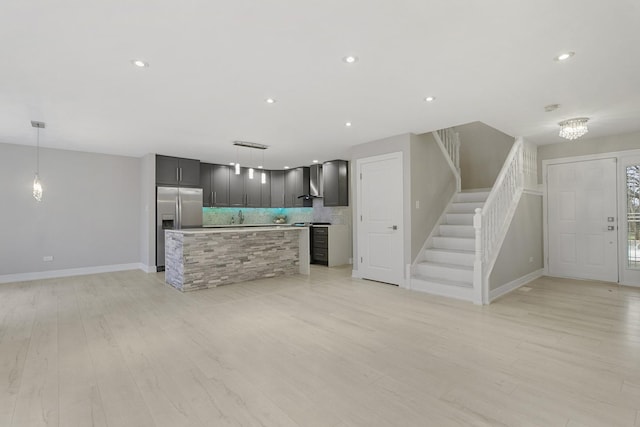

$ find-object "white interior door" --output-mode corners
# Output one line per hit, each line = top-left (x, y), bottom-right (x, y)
(547, 158), (618, 282)
(356, 152), (404, 285)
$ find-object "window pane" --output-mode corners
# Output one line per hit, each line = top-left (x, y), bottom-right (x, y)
(628, 165), (640, 269)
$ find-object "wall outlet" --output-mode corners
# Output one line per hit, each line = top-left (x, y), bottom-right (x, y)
(415, 200), (420, 209)
(43, 256), (54, 262)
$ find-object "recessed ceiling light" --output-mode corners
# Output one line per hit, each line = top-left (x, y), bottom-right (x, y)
(131, 59), (148, 68)
(424, 96), (436, 102)
(343, 55), (358, 64)
(229, 162), (235, 165)
(284, 166), (290, 169)
(554, 52), (575, 61)
(312, 160), (319, 163)
(345, 122), (352, 127)
(265, 98), (276, 104)
(258, 165), (263, 169)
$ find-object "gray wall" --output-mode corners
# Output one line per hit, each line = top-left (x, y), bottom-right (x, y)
(410, 133), (456, 260)
(489, 193), (543, 290)
(350, 134), (412, 276)
(456, 121), (514, 190)
(537, 130), (640, 183)
(0, 142), (141, 276)
(140, 153), (156, 270)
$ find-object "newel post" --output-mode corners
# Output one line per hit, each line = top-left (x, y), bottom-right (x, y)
(473, 208), (484, 305)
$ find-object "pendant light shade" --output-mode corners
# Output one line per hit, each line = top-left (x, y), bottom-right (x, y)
(31, 120), (45, 202)
(248, 168), (254, 179)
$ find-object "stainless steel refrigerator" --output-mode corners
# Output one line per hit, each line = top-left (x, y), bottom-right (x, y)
(156, 186), (203, 271)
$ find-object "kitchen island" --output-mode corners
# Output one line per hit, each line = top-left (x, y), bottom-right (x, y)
(164, 226), (309, 292)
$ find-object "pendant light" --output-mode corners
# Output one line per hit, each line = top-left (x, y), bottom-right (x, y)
(234, 146), (240, 175)
(248, 148), (254, 179)
(31, 120), (45, 202)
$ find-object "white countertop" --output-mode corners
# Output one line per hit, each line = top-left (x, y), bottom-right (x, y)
(167, 226), (306, 234)
(202, 223), (290, 228)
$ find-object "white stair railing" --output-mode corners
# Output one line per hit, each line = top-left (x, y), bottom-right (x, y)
(433, 128), (461, 191)
(472, 137), (537, 304)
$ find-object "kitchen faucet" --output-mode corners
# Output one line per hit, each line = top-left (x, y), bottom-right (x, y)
(238, 210), (244, 224)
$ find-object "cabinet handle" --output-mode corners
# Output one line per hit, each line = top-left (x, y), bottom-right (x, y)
(211, 192), (214, 207)
(213, 191), (217, 205)
(176, 168), (179, 182)
(179, 167), (183, 182)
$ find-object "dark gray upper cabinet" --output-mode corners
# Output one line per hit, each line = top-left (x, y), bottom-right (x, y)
(244, 169), (262, 207)
(200, 163), (230, 207)
(229, 168), (245, 206)
(211, 164), (230, 207)
(323, 160), (349, 206)
(285, 167), (311, 207)
(270, 170), (285, 208)
(156, 155), (200, 187)
(200, 163), (212, 206)
(260, 170), (271, 208)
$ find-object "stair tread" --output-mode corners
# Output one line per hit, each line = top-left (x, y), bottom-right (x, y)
(425, 248), (474, 255)
(416, 261), (474, 271)
(412, 275), (473, 288)
(434, 236), (474, 240)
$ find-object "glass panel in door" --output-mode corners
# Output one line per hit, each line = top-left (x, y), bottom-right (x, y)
(627, 165), (640, 269)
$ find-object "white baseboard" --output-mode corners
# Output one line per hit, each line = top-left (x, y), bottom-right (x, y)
(0, 263), (144, 284)
(489, 269), (543, 302)
(139, 263), (158, 273)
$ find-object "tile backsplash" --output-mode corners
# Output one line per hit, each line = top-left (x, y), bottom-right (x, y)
(202, 207), (313, 225)
(202, 201), (352, 226)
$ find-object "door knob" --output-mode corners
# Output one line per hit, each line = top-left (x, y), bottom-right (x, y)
(607, 226), (615, 231)
(388, 225), (398, 230)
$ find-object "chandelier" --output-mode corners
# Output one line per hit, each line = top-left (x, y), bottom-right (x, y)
(558, 117), (589, 140)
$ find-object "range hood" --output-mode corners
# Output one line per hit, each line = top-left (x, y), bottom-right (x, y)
(298, 164), (323, 200)
(309, 164), (323, 197)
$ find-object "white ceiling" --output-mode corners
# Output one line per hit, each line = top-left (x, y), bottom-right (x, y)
(2, 1), (639, 169)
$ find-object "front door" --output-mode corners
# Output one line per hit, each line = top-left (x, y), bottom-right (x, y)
(547, 158), (618, 282)
(356, 152), (404, 286)
(621, 155), (640, 286)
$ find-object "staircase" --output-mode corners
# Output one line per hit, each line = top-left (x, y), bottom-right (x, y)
(412, 190), (490, 301)
(410, 128), (537, 304)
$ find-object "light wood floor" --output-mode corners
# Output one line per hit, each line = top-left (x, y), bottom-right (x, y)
(1, 267), (640, 427)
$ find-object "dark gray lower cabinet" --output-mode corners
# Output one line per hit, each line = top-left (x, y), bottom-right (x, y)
(323, 160), (349, 206)
(311, 226), (328, 265)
